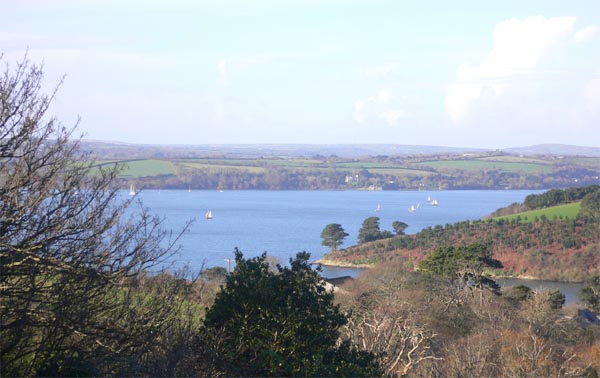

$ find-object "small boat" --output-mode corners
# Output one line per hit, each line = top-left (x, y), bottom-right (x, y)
(409, 204), (416, 213)
(376, 203), (381, 212)
(416, 203), (421, 209)
(431, 199), (438, 206)
(205, 210), (213, 220)
(188, 186), (191, 193)
(427, 196), (431, 202)
(129, 184), (135, 196)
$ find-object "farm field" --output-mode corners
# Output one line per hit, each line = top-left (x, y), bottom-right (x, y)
(116, 159), (176, 177)
(420, 159), (552, 174)
(84, 150), (600, 190)
(493, 202), (581, 222)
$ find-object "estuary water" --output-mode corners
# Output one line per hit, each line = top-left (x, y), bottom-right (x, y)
(496, 278), (582, 306)
(131, 189), (540, 277)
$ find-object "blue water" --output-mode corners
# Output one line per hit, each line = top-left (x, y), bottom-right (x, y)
(130, 190), (540, 277)
(496, 277), (582, 306)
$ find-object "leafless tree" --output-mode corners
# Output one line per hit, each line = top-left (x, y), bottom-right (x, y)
(342, 263), (440, 377)
(1, 56), (193, 376)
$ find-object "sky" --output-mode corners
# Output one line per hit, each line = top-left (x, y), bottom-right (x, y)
(2, 0), (600, 148)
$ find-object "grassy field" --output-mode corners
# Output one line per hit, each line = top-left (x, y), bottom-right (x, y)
(92, 159), (176, 177)
(121, 160), (176, 177)
(333, 161), (395, 169)
(178, 161), (265, 173)
(368, 168), (434, 176)
(478, 155), (549, 164)
(493, 202), (581, 222)
(421, 159), (552, 174)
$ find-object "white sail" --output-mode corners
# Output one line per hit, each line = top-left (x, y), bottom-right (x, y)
(129, 184), (135, 196)
(431, 199), (438, 206)
(376, 203), (381, 211)
(409, 204), (416, 213)
(205, 210), (213, 219)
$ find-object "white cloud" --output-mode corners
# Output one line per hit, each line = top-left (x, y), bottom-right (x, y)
(445, 16), (587, 125)
(378, 109), (407, 126)
(354, 89), (410, 126)
(574, 25), (598, 43)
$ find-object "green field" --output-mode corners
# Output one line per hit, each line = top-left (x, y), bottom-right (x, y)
(493, 202), (581, 222)
(368, 168), (434, 176)
(178, 161), (265, 173)
(112, 159), (176, 177)
(334, 161), (400, 169)
(478, 155), (549, 164)
(421, 159), (552, 174)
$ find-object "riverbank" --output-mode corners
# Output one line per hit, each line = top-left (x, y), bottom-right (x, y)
(313, 258), (375, 269)
(316, 257), (589, 284)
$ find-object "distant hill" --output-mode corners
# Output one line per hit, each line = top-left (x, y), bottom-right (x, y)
(80, 140), (600, 159)
(503, 144), (600, 157)
(79, 141), (486, 159)
(82, 140), (486, 159)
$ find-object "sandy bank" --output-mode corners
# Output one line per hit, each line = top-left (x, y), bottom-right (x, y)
(313, 258), (374, 269)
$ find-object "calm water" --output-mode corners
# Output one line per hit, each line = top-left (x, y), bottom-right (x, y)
(131, 189), (540, 277)
(497, 277), (582, 306)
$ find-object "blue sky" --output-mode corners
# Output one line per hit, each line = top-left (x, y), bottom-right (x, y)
(2, 0), (599, 148)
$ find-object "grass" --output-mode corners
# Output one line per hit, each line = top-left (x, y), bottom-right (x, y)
(478, 155), (549, 164)
(493, 202), (581, 222)
(178, 161), (265, 174)
(334, 162), (400, 169)
(116, 160), (176, 177)
(368, 168), (434, 176)
(421, 159), (552, 174)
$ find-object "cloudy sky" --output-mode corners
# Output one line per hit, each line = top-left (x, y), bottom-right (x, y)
(2, 0), (599, 148)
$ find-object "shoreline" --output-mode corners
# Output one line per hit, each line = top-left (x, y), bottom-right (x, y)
(314, 259), (585, 284)
(313, 258), (374, 269)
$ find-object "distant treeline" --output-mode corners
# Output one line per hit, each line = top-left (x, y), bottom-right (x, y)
(122, 158), (600, 191)
(524, 185), (600, 209)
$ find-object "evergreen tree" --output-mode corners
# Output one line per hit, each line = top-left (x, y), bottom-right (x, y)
(358, 216), (382, 244)
(320, 223), (349, 252)
(200, 249), (381, 377)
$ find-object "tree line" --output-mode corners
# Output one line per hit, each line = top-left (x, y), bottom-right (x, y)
(321, 217), (408, 252)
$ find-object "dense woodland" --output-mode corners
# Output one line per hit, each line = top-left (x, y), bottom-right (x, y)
(3, 58), (600, 377)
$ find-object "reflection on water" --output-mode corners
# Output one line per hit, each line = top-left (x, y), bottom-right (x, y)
(496, 277), (583, 306)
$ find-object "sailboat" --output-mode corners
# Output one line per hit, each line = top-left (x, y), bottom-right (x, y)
(431, 199), (438, 206)
(129, 184), (135, 196)
(408, 204), (416, 213)
(205, 210), (213, 220)
(188, 186), (191, 193)
(376, 203), (381, 212)
(427, 196), (431, 202)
